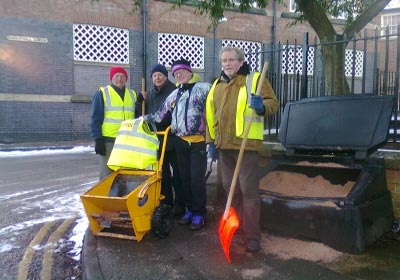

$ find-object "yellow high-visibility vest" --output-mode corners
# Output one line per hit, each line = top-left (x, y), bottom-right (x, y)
(107, 118), (160, 170)
(100, 85), (137, 138)
(206, 72), (264, 140)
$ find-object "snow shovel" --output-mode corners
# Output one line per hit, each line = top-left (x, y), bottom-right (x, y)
(218, 62), (269, 263)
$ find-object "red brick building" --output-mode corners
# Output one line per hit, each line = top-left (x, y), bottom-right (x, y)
(0, 0), (397, 143)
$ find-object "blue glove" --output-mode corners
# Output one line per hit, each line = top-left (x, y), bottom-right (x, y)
(249, 94), (265, 115)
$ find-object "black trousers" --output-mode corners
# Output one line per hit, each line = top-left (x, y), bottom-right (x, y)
(160, 148), (185, 207)
(174, 137), (207, 216)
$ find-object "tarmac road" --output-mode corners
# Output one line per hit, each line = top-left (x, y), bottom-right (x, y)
(0, 147), (97, 279)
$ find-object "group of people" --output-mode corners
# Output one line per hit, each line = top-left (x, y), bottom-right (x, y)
(91, 46), (279, 253)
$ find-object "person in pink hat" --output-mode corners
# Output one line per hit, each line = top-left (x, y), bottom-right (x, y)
(91, 66), (138, 180)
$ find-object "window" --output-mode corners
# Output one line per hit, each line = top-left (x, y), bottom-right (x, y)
(232, 0), (262, 9)
(344, 49), (363, 77)
(289, 0), (297, 12)
(158, 33), (204, 69)
(281, 46), (363, 78)
(381, 14), (400, 36)
(73, 24), (129, 64)
(222, 39), (262, 71)
(281, 45), (314, 75)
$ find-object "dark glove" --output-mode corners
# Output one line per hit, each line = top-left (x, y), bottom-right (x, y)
(95, 139), (106, 156)
(137, 92), (144, 103)
(249, 94), (265, 115)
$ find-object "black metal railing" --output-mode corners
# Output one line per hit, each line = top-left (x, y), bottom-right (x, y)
(255, 27), (400, 144)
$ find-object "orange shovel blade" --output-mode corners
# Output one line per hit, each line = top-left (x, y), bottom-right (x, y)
(218, 207), (239, 263)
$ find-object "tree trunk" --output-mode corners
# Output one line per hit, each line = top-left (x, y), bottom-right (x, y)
(322, 43), (350, 95)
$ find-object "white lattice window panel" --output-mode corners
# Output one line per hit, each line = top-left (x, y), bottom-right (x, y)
(345, 49), (363, 77)
(158, 33), (204, 69)
(73, 24), (129, 64)
(281, 45), (314, 75)
(381, 13), (400, 36)
(222, 39), (262, 71)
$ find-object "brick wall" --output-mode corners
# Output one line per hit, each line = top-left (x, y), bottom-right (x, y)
(0, 0), (397, 143)
(0, 0), (138, 30)
(0, 17), (73, 95)
(0, 102), (91, 143)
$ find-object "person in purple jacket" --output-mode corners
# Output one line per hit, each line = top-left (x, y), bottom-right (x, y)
(144, 58), (211, 230)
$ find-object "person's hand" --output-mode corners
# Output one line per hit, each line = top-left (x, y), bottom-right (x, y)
(95, 139), (106, 156)
(137, 92), (145, 103)
(249, 94), (265, 115)
(141, 91), (147, 100)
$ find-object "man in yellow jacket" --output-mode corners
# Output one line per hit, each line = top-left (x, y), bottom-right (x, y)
(206, 46), (278, 253)
(91, 66), (137, 180)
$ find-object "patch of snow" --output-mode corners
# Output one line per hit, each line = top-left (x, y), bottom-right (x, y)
(0, 146), (93, 158)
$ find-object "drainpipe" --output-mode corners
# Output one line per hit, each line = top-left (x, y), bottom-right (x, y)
(142, 0), (147, 81)
(213, 17), (227, 79)
(271, 0), (276, 72)
(213, 26), (216, 79)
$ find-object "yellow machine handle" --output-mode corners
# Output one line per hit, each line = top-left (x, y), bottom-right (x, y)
(137, 126), (172, 199)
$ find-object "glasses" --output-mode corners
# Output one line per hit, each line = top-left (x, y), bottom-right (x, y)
(221, 58), (239, 64)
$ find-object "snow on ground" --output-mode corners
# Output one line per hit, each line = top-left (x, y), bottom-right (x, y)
(0, 145), (95, 261)
(0, 180), (96, 261)
(0, 146), (93, 158)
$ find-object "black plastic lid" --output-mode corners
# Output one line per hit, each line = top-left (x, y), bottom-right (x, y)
(277, 95), (394, 155)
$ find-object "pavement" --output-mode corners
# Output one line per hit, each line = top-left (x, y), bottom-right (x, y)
(2, 141), (400, 280)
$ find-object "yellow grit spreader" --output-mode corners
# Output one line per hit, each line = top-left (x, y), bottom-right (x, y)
(81, 122), (173, 242)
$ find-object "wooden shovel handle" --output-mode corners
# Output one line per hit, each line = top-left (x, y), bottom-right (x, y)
(223, 62), (269, 219)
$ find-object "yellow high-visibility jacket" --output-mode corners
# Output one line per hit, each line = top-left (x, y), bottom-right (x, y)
(107, 118), (159, 170)
(100, 85), (137, 138)
(206, 72), (264, 141)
